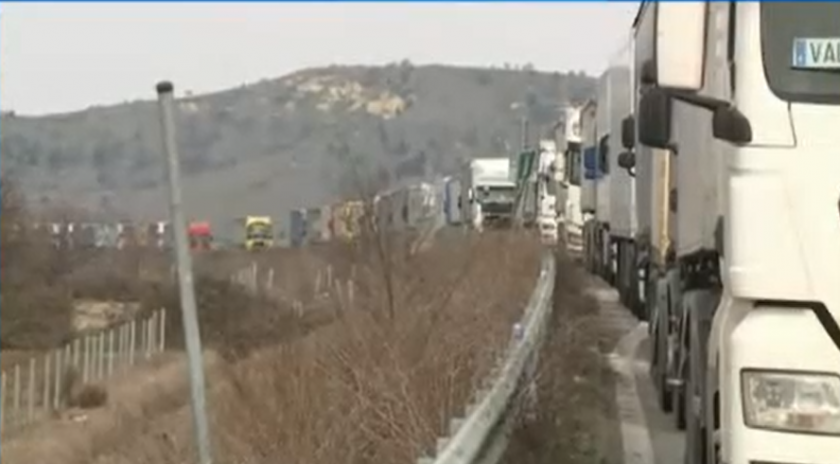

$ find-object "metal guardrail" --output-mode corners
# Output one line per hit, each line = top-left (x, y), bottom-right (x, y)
(418, 251), (556, 464)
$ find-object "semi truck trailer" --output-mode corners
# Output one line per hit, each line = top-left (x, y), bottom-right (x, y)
(606, 35), (643, 318)
(630, 3), (840, 464)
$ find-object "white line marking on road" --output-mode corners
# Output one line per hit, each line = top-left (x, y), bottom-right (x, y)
(609, 322), (656, 464)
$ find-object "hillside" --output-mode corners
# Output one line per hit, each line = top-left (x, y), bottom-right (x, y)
(0, 62), (595, 235)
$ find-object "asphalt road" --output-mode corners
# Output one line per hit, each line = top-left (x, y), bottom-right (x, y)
(587, 282), (685, 464)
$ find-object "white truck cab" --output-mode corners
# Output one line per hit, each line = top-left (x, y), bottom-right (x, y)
(594, 71), (615, 283)
(579, 100), (601, 272)
(557, 106), (584, 254)
(635, 3), (840, 464)
(537, 140), (559, 244)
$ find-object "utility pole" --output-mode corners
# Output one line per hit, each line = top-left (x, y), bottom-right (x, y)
(520, 116), (529, 152)
(155, 81), (213, 464)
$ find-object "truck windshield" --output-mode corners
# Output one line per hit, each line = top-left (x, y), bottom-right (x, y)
(761, 3), (840, 104)
(481, 187), (514, 203)
(247, 223), (272, 239)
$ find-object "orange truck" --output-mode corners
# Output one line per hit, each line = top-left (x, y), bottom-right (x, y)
(187, 221), (213, 251)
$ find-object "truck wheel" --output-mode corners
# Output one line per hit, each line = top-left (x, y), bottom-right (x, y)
(674, 363), (687, 430)
(655, 336), (673, 412)
(655, 280), (673, 413)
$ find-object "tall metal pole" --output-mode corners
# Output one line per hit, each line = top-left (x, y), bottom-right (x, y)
(520, 116), (529, 152)
(155, 81), (213, 464)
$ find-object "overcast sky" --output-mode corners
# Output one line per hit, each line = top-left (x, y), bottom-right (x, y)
(0, 2), (638, 116)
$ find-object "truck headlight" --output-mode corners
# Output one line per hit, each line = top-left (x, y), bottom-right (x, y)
(742, 370), (840, 434)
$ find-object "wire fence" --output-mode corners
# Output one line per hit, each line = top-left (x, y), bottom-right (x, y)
(0, 308), (167, 436)
(230, 262), (357, 313)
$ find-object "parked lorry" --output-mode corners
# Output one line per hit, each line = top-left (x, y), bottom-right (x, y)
(461, 158), (516, 231)
(536, 140), (559, 244)
(627, 3), (840, 464)
(584, 76), (617, 284)
(512, 148), (538, 227)
(243, 215), (273, 250)
(187, 221), (213, 251)
(605, 34), (642, 316)
(289, 209), (307, 248)
(331, 200), (364, 241)
(579, 100), (601, 270)
(556, 105), (584, 254)
(443, 177), (462, 226)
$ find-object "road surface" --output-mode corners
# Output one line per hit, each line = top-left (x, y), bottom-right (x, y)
(588, 282), (685, 464)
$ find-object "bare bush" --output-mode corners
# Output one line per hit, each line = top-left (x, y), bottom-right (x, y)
(31, 230), (542, 464)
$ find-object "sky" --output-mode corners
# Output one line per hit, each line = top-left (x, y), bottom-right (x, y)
(0, 2), (639, 116)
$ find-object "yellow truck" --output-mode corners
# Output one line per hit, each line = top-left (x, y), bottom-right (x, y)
(330, 200), (364, 241)
(243, 215), (273, 250)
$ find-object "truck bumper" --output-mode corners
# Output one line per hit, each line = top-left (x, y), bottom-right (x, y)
(720, 304), (840, 464)
(565, 223), (584, 253)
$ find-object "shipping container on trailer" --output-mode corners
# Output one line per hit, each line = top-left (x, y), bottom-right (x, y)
(443, 176), (462, 225)
(289, 209), (307, 248)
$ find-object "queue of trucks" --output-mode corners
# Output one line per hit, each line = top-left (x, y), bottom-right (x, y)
(560, 3), (840, 464)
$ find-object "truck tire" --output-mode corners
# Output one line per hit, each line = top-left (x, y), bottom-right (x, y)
(674, 362), (687, 430)
(653, 279), (673, 412)
(654, 327), (673, 413)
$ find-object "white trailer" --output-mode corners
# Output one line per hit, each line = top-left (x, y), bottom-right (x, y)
(633, 3), (840, 464)
(605, 34), (642, 315)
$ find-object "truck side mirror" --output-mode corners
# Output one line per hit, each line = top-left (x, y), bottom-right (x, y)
(617, 151), (636, 170)
(712, 106), (752, 145)
(621, 116), (635, 150)
(653, 2), (706, 91)
(638, 88), (672, 149)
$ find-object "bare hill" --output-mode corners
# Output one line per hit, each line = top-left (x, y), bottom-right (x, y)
(1, 63), (595, 235)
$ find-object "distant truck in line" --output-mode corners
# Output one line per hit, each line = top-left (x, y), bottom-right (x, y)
(243, 215), (273, 250)
(187, 221), (213, 251)
(461, 158), (516, 231)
